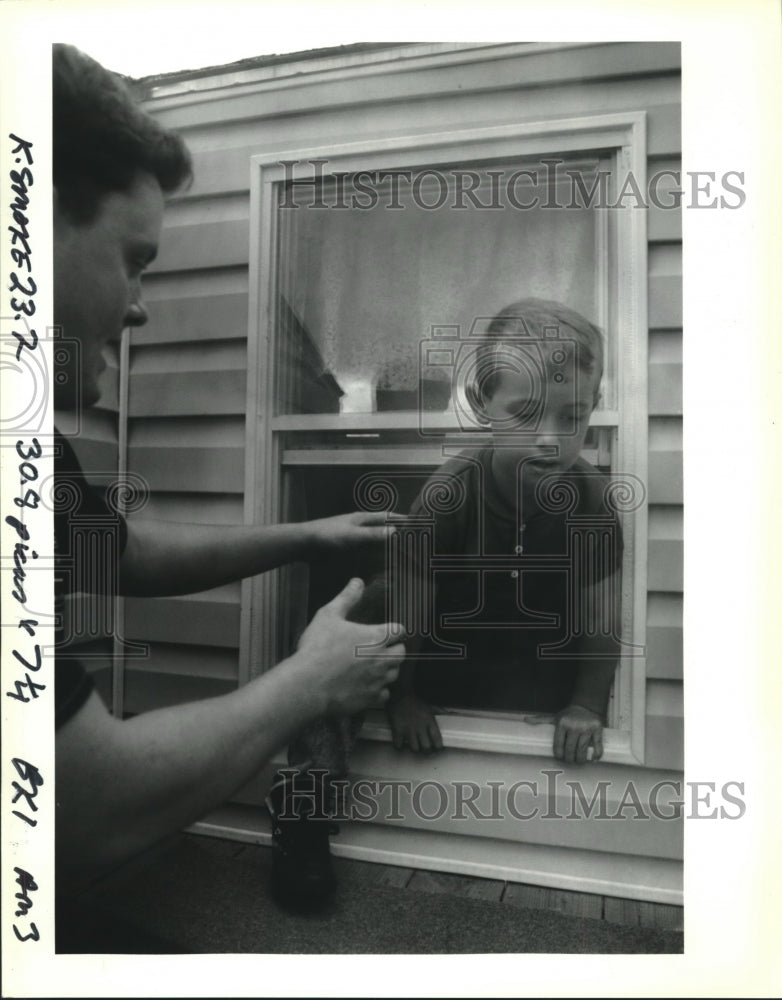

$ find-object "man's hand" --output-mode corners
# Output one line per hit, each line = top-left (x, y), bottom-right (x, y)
(306, 511), (401, 554)
(387, 693), (443, 752)
(56, 576), (404, 880)
(552, 704), (604, 764)
(295, 577), (405, 716)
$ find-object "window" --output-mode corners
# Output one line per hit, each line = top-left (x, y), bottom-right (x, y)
(245, 114), (648, 764)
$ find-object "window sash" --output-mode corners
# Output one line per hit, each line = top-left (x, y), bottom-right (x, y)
(244, 112), (649, 764)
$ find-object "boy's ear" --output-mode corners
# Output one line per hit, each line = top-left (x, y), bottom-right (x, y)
(465, 380), (491, 426)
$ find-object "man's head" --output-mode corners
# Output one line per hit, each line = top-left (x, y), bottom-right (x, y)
(466, 298), (604, 481)
(53, 44), (192, 408)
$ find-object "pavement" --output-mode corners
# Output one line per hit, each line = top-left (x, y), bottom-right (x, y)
(57, 831), (684, 955)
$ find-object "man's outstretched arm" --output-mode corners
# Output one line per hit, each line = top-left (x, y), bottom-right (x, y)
(56, 579), (404, 884)
(119, 512), (396, 597)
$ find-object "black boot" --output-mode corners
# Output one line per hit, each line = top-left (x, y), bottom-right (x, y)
(266, 769), (339, 912)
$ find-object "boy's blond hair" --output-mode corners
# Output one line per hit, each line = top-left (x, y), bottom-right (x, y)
(473, 298), (604, 406)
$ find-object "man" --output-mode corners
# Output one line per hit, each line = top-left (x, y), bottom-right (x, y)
(51, 43), (404, 944)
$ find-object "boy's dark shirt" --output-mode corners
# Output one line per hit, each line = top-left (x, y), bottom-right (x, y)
(406, 448), (623, 712)
(54, 431), (128, 727)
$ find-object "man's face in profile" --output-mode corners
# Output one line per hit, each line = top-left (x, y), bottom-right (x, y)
(53, 170), (164, 409)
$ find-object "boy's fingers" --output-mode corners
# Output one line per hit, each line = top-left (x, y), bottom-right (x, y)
(593, 731), (604, 761)
(390, 717), (405, 750)
(553, 722), (566, 760)
(524, 714), (555, 726)
(429, 720), (443, 751)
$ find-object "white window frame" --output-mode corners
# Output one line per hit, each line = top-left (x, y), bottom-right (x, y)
(243, 112), (648, 766)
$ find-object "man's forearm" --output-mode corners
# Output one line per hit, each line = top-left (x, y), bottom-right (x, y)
(57, 576), (403, 887)
(56, 652), (327, 877)
(120, 519), (316, 596)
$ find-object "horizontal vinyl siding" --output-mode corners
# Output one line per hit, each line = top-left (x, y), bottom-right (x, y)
(195, 797), (683, 904)
(646, 593), (683, 681)
(123, 639), (241, 716)
(134, 291), (248, 345)
(149, 43), (681, 132)
(56, 344), (121, 478)
(125, 588), (241, 647)
(645, 184), (683, 769)
(348, 740), (683, 860)
(55, 347), (121, 700)
(123, 333), (246, 705)
(133, 42), (683, 888)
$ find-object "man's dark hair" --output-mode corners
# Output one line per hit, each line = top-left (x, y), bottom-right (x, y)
(53, 43), (193, 222)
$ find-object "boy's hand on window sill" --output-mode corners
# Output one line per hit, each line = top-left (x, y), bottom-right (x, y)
(387, 693), (443, 753)
(527, 706), (604, 764)
(552, 704), (604, 764)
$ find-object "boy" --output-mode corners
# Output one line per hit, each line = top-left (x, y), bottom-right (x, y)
(270, 297), (623, 909)
(388, 297), (622, 758)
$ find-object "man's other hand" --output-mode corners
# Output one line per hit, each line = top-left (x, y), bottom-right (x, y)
(295, 577), (405, 716)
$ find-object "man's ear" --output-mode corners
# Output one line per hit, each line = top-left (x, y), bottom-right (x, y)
(465, 380), (491, 426)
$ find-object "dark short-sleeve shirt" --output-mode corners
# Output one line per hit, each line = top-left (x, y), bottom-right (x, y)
(404, 448), (623, 712)
(54, 432), (127, 728)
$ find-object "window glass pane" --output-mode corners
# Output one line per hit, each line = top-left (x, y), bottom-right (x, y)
(274, 158), (603, 416)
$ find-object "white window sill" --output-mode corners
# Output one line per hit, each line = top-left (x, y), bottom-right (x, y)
(361, 709), (639, 765)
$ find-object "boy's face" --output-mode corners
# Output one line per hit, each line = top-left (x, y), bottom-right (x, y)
(479, 356), (599, 490)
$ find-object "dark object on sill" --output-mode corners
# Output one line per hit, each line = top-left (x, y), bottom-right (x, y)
(377, 377), (452, 412)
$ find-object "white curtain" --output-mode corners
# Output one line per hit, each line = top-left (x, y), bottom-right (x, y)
(277, 161), (600, 412)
